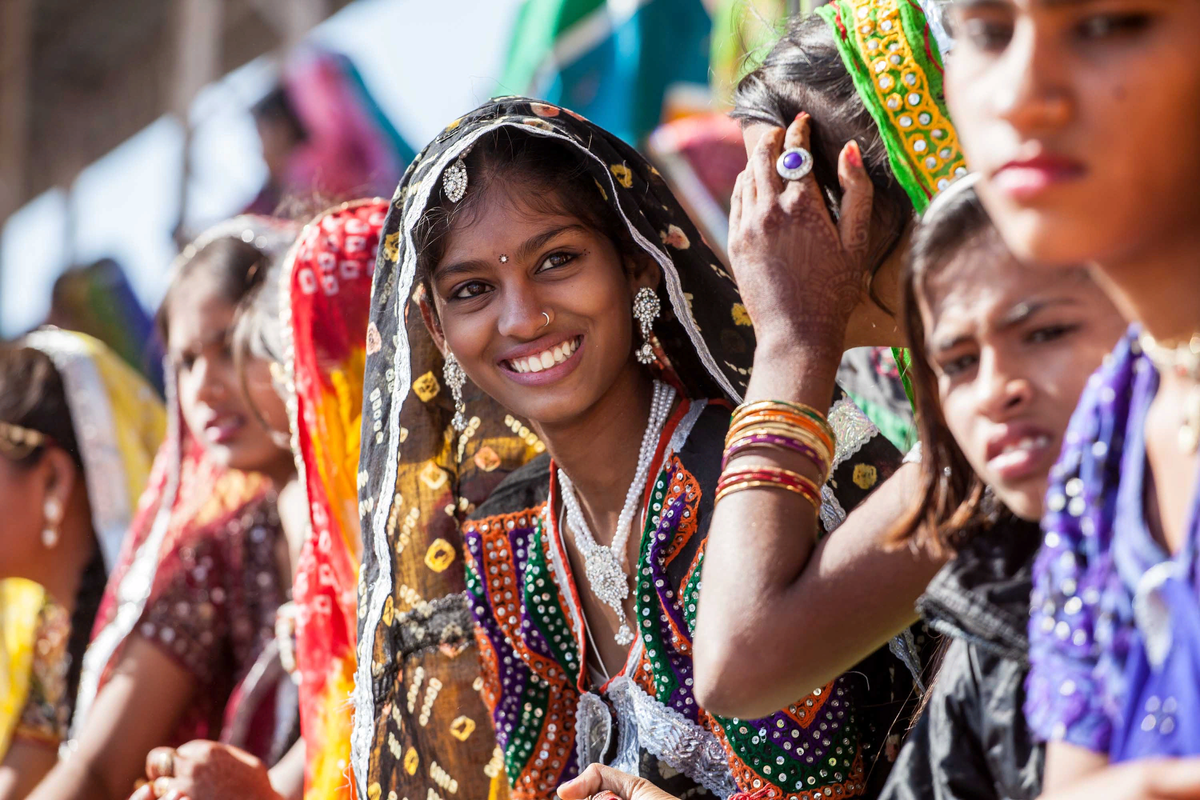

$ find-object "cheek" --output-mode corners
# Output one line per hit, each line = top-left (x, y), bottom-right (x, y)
(0, 467), (39, 547)
(940, 389), (987, 470)
(1092, 65), (1200, 208)
(245, 362), (289, 433)
(176, 371), (205, 427)
(945, 51), (996, 156)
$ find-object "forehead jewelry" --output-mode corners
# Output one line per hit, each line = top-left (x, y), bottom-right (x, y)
(0, 421), (48, 458)
(499, 255), (509, 263)
(443, 149), (470, 203)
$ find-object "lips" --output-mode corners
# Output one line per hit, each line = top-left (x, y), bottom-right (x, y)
(498, 333), (585, 386)
(203, 412), (246, 445)
(985, 424), (1057, 484)
(992, 153), (1086, 201)
(505, 336), (581, 374)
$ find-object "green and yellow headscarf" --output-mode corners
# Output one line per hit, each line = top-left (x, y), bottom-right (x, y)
(817, 0), (965, 406)
(818, 0), (966, 214)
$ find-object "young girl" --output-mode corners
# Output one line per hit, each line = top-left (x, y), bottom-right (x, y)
(939, 0), (1200, 793)
(28, 219), (300, 800)
(0, 332), (163, 799)
(352, 98), (914, 800)
(132, 201), (392, 800)
(878, 180), (1125, 800)
(567, 177), (1128, 800)
(695, 0), (960, 718)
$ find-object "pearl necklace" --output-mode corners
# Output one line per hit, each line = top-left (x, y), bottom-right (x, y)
(557, 380), (675, 646)
(1139, 332), (1200, 453)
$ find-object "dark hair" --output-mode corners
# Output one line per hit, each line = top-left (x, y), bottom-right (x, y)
(0, 345), (82, 468)
(156, 237), (274, 347)
(412, 127), (643, 308)
(732, 13), (914, 309)
(229, 256), (288, 433)
(252, 86), (308, 144)
(0, 344), (105, 712)
(890, 185), (1006, 556)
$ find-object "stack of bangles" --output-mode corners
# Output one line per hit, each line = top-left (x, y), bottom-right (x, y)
(715, 400), (836, 514)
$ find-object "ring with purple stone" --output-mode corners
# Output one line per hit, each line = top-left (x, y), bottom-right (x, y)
(775, 147), (813, 182)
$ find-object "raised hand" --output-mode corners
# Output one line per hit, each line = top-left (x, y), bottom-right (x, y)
(728, 113), (873, 365)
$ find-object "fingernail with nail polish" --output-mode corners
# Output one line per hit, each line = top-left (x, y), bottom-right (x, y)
(847, 141), (863, 168)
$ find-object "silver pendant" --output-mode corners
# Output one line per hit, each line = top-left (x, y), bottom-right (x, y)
(582, 544), (635, 645)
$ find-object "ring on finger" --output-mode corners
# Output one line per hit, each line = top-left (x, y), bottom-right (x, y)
(150, 749), (176, 778)
(776, 147), (813, 182)
(153, 776), (173, 796)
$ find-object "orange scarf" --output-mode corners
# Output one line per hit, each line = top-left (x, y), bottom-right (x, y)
(282, 199), (387, 799)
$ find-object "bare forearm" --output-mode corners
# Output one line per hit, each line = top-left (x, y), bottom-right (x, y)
(698, 113), (927, 719)
(696, 450), (940, 718)
(26, 758), (118, 800)
(694, 337), (842, 712)
(28, 637), (196, 800)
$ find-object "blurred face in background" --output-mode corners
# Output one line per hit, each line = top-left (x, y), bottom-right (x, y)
(920, 237), (1125, 519)
(944, 0), (1200, 269)
(256, 116), (299, 186)
(168, 275), (291, 477)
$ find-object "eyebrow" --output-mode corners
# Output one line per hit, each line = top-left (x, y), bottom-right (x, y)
(930, 296), (1080, 352)
(172, 330), (227, 357)
(996, 296), (1079, 328)
(433, 224), (588, 281)
(954, 0), (1104, 8)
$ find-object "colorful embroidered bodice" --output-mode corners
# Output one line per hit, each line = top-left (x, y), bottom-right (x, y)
(463, 401), (910, 800)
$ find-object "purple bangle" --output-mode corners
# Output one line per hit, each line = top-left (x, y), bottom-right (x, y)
(722, 433), (827, 474)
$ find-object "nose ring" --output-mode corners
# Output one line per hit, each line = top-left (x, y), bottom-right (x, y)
(541, 311), (551, 329)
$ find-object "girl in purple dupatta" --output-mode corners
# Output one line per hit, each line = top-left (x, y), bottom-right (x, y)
(1028, 330), (1200, 761)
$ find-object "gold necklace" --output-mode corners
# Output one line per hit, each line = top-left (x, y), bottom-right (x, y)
(1138, 332), (1200, 453)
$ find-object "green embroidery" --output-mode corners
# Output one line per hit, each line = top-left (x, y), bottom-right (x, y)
(818, 0), (966, 213)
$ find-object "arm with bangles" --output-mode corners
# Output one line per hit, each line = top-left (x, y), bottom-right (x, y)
(692, 116), (944, 719)
(25, 636), (196, 800)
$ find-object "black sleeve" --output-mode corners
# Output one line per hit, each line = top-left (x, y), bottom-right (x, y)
(879, 639), (993, 800)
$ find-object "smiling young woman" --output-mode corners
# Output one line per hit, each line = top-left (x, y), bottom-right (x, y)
(351, 99), (922, 800)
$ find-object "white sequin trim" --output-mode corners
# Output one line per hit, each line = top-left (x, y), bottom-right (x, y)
(604, 676), (739, 799)
(827, 396), (879, 472)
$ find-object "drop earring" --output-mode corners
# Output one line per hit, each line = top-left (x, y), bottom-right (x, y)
(443, 352), (468, 432)
(42, 498), (61, 549)
(633, 287), (661, 365)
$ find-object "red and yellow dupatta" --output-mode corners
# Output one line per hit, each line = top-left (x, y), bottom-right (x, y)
(281, 199), (388, 799)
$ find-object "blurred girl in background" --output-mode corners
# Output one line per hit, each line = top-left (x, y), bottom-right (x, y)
(27, 219), (301, 800)
(0, 331), (163, 799)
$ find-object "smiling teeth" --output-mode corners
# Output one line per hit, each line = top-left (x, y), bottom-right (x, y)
(1000, 435), (1050, 455)
(509, 338), (579, 374)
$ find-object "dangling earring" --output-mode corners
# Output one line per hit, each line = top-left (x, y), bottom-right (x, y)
(633, 287), (661, 365)
(443, 353), (468, 432)
(42, 498), (61, 549)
